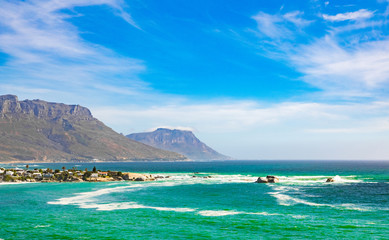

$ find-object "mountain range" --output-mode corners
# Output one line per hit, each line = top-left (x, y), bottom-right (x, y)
(127, 128), (231, 160)
(0, 95), (186, 163)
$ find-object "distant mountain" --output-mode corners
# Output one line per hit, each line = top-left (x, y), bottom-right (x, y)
(0, 95), (186, 163)
(127, 128), (231, 160)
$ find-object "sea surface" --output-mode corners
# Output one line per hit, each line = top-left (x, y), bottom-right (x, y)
(0, 160), (388, 239)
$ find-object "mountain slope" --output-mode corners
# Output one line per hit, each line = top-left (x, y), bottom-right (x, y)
(0, 95), (186, 163)
(127, 128), (231, 160)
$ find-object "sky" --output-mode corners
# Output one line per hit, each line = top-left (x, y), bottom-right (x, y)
(0, 0), (389, 160)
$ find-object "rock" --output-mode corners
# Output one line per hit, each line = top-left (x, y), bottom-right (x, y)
(267, 175), (279, 183)
(326, 175), (341, 182)
(256, 175), (279, 183)
(122, 172), (153, 181)
(134, 177), (146, 181)
(256, 177), (268, 183)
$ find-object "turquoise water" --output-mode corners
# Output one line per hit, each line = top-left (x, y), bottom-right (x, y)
(1, 161), (388, 239)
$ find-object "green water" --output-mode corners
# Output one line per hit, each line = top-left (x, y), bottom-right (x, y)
(1, 161), (388, 239)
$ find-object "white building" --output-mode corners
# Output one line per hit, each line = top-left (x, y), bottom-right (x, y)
(33, 173), (42, 179)
(91, 173), (98, 178)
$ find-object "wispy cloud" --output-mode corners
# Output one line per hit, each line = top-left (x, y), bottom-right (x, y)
(0, 0), (144, 103)
(93, 100), (389, 134)
(250, 7), (389, 99)
(322, 9), (374, 21)
(252, 11), (311, 39)
(93, 100), (389, 159)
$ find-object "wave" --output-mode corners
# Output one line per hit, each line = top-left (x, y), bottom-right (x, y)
(34, 225), (51, 228)
(197, 210), (279, 217)
(0, 182), (36, 185)
(276, 175), (363, 184)
(48, 182), (181, 206)
(47, 173), (381, 216)
(268, 184), (375, 212)
(48, 183), (283, 218)
(163, 174), (257, 184)
(76, 202), (197, 212)
(156, 174), (365, 185)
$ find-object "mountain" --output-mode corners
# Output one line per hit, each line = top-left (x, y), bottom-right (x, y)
(127, 128), (231, 160)
(0, 95), (186, 163)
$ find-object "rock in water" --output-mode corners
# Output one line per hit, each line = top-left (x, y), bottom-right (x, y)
(256, 177), (268, 183)
(256, 175), (279, 183)
(267, 175), (279, 183)
(326, 175), (341, 182)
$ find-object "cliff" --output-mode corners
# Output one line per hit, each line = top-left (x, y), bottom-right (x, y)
(0, 95), (187, 163)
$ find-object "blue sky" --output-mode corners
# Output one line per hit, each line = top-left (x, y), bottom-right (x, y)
(0, 0), (389, 160)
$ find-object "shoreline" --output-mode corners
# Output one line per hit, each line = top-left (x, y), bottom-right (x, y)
(0, 166), (158, 184)
(0, 160), (193, 164)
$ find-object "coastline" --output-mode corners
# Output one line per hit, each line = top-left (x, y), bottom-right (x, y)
(0, 159), (193, 164)
(0, 166), (157, 184)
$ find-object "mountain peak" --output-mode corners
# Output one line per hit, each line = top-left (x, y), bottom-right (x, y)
(0, 95), (94, 120)
(0, 94), (186, 162)
(154, 127), (193, 132)
(0, 94), (18, 102)
(127, 128), (231, 160)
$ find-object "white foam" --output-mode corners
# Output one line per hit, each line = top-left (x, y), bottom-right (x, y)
(79, 202), (197, 212)
(0, 182), (36, 185)
(48, 182), (283, 217)
(34, 225), (51, 228)
(270, 192), (326, 207)
(198, 210), (242, 216)
(47, 173), (377, 216)
(275, 175), (363, 184)
(268, 185), (374, 212)
(339, 204), (373, 212)
(291, 215), (309, 219)
(197, 210), (279, 217)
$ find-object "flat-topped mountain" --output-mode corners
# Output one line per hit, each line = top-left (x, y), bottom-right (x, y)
(0, 95), (186, 163)
(127, 128), (231, 160)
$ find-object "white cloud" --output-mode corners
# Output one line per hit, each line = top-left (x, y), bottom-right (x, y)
(249, 8), (389, 98)
(144, 126), (196, 132)
(322, 9), (374, 22)
(93, 100), (389, 134)
(92, 100), (389, 160)
(252, 11), (311, 39)
(283, 11), (312, 27)
(252, 12), (288, 39)
(292, 37), (389, 91)
(0, 0), (144, 102)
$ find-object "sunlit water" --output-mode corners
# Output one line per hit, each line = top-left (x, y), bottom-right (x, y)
(1, 161), (388, 239)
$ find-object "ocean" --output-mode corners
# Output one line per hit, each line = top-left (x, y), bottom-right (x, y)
(0, 161), (388, 239)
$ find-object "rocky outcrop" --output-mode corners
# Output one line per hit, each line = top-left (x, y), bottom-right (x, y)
(255, 175), (279, 183)
(127, 128), (231, 160)
(326, 175), (341, 182)
(122, 173), (155, 181)
(0, 94), (187, 163)
(0, 95), (93, 120)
